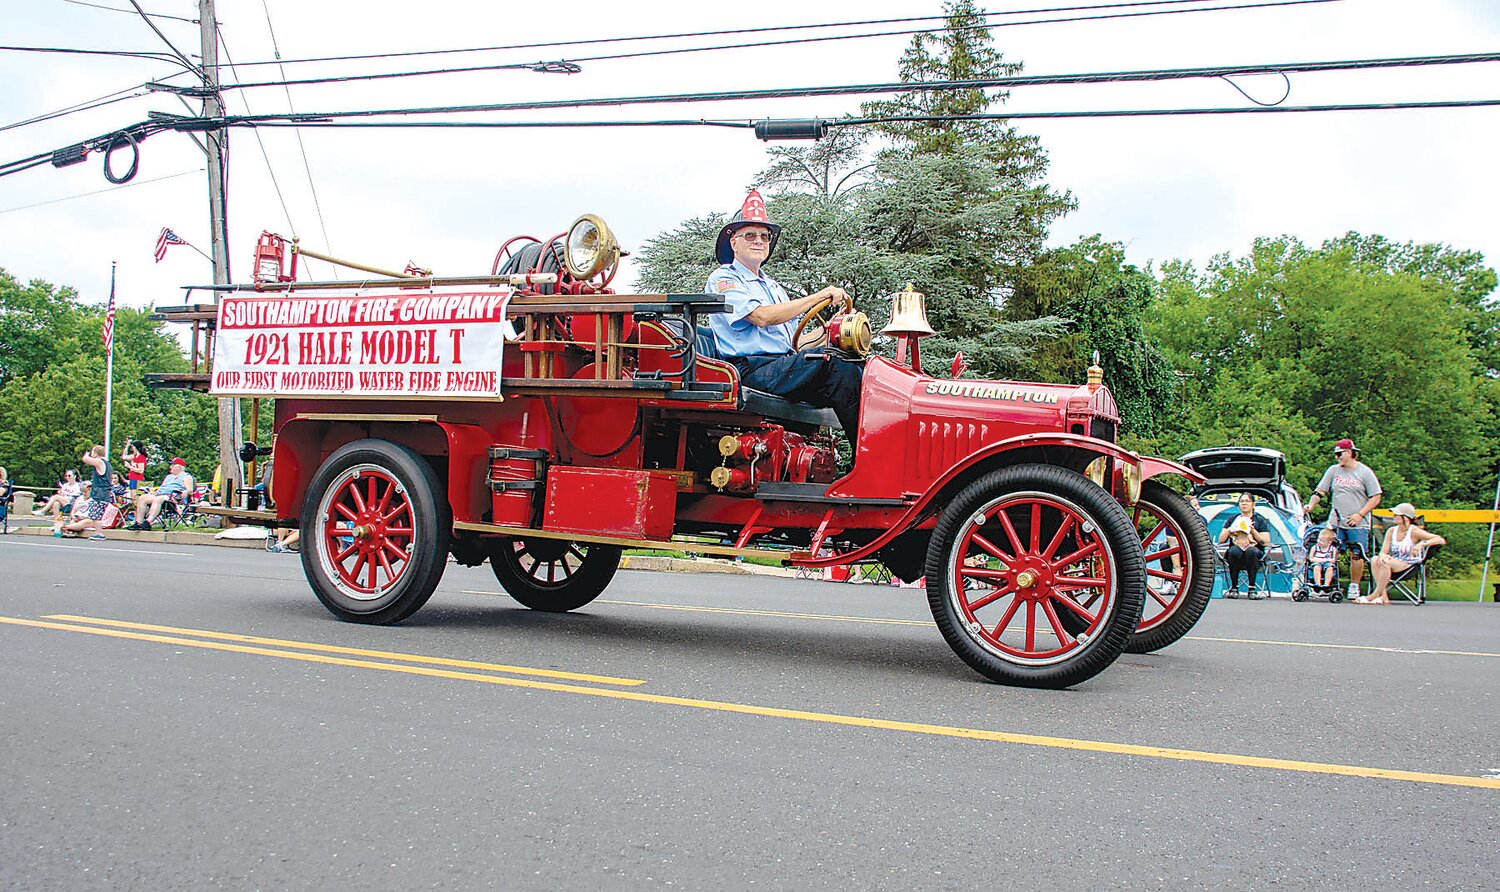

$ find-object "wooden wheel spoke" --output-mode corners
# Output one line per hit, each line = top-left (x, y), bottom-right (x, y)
(383, 502), (410, 524)
(1053, 540), (1099, 570)
(1040, 599), (1073, 648)
(997, 509), (1026, 556)
(1140, 519), (1168, 549)
(349, 482), (368, 514)
(1149, 587), (1175, 609)
(385, 526), (414, 537)
(334, 503), (358, 521)
(334, 539), (359, 561)
(1059, 575), (1108, 589)
(349, 551), (368, 583)
(967, 584), (1016, 612)
(1147, 567), (1185, 582)
(1145, 544), (1183, 565)
(991, 596), (1023, 639)
(1024, 601), (1037, 652)
(377, 549), (396, 579)
(376, 479), (395, 512)
(1042, 514), (1075, 561)
(1029, 503), (1042, 554)
(1051, 592), (1098, 623)
(970, 532), (1014, 564)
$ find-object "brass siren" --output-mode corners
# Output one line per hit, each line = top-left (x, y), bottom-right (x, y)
(1086, 349), (1104, 392)
(881, 283), (936, 338)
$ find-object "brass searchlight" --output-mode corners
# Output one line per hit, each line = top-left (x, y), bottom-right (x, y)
(564, 213), (621, 280)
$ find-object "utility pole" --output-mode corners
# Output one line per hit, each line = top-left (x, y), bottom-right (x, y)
(200, 0), (244, 505)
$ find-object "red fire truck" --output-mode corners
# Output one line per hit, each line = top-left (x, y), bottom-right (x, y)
(198, 215), (1212, 688)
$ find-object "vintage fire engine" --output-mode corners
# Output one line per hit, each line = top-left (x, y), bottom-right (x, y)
(195, 216), (1213, 688)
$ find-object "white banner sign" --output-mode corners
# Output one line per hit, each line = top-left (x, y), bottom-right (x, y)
(210, 290), (511, 398)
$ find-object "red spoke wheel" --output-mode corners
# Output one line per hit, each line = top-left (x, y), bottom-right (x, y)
(925, 464), (1145, 688)
(301, 439), (449, 625)
(489, 537), (622, 612)
(1126, 480), (1215, 653)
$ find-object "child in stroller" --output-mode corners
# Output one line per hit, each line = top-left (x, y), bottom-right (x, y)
(1297, 525), (1346, 602)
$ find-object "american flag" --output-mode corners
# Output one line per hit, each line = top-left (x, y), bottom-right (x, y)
(102, 266), (116, 353)
(154, 226), (186, 263)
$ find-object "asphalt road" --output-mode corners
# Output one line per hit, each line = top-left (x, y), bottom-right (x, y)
(2, 535), (1497, 890)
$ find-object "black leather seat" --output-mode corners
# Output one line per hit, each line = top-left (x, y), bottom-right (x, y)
(687, 324), (842, 429)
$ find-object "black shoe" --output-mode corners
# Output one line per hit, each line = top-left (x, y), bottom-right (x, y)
(1248, 587), (1266, 600)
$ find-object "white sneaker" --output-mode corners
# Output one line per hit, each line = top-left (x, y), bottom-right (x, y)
(1346, 583), (1359, 599)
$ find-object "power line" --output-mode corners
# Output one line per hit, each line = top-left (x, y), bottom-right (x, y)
(213, 51), (1500, 124)
(214, 0), (1340, 92)
(215, 27), (296, 235)
(234, 98), (1500, 133)
(256, 0), (337, 278)
(59, 0), (197, 24)
(125, 0), (199, 73)
(0, 167), (201, 215)
(205, 0), (1317, 70)
(5, 50), (1494, 180)
(0, 44), (193, 69)
(0, 83), (150, 133)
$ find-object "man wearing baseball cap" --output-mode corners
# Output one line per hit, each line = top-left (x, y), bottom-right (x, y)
(129, 457), (195, 531)
(704, 190), (863, 450)
(1305, 438), (1382, 599)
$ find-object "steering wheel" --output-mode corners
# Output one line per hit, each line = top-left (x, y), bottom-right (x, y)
(793, 293), (854, 351)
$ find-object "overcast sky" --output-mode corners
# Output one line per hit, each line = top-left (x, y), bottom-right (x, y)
(2, 0), (1497, 312)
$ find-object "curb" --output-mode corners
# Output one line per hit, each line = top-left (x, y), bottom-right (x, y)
(7, 524), (810, 575)
(14, 523), (268, 550)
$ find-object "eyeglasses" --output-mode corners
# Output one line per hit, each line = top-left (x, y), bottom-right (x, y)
(735, 231), (773, 244)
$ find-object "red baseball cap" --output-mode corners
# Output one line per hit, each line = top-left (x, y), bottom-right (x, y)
(1333, 438), (1356, 454)
(169, 457), (187, 466)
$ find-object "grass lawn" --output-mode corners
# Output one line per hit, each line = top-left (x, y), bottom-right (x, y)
(1424, 574), (1500, 602)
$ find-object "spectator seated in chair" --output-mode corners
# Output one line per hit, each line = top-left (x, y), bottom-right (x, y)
(129, 457), (194, 531)
(35, 469), (83, 520)
(1360, 502), (1444, 605)
(1217, 493), (1271, 599)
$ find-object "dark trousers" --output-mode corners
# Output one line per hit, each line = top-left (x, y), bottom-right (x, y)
(729, 350), (863, 446)
(1225, 545), (1265, 588)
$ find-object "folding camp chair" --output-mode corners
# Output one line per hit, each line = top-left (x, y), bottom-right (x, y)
(1388, 543), (1439, 605)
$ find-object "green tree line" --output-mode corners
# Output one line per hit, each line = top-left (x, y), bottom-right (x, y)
(0, 269), (221, 489)
(634, 0), (1500, 573)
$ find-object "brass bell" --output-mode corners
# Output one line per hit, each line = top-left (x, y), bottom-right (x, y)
(881, 283), (936, 337)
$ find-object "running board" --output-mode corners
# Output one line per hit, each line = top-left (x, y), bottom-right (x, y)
(452, 520), (808, 562)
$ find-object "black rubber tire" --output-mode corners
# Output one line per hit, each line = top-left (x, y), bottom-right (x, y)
(300, 439), (449, 625)
(1125, 481), (1215, 654)
(924, 463), (1146, 689)
(489, 537), (622, 612)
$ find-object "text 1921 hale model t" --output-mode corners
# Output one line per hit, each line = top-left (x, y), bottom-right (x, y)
(200, 215), (1213, 688)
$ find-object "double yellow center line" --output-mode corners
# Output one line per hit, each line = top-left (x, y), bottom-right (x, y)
(3, 612), (1497, 792)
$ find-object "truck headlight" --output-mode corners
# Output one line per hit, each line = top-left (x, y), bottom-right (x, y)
(564, 213), (620, 280)
(1118, 461), (1142, 505)
(1084, 456), (1108, 489)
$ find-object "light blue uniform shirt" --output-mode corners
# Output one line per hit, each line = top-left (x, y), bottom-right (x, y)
(705, 260), (798, 357)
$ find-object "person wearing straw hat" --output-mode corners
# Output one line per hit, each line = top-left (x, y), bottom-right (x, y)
(1360, 502), (1445, 604)
(1305, 437), (1382, 600)
(705, 190), (864, 449)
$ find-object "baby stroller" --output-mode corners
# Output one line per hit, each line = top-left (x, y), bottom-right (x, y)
(1296, 526), (1344, 603)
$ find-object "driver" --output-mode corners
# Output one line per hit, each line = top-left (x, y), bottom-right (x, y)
(705, 190), (863, 447)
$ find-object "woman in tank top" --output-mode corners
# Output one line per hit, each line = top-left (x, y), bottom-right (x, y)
(1361, 502), (1445, 604)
